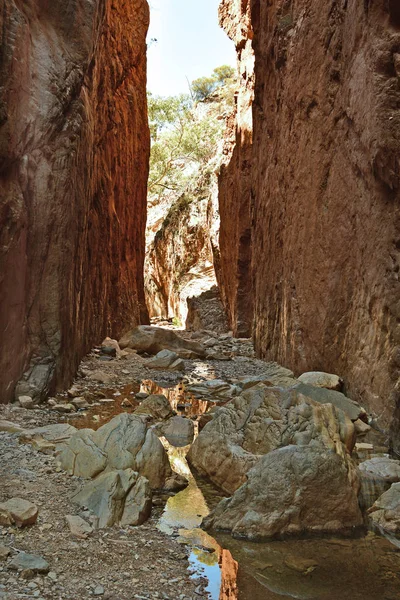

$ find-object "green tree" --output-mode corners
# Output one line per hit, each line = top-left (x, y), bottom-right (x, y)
(147, 66), (237, 200)
(191, 76), (218, 101)
(147, 92), (222, 198)
(213, 64), (236, 85)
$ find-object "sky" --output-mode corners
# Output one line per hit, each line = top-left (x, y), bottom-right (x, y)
(147, 0), (236, 97)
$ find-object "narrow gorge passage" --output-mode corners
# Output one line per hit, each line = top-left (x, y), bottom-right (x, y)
(1, 1), (400, 600)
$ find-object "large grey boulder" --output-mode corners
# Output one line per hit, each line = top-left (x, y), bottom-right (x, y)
(73, 469), (152, 529)
(58, 413), (186, 490)
(203, 445), (363, 540)
(292, 382), (366, 422)
(9, 552), (49, 573)
(187, 384), (355, 494)
(297, 371), (343, 391)
(236, 363), (298, 389)
(359, 457), (400, 483)
(359, 457), (400, 510)
(119, 325), (206, 359)
(368, 482), (400, 534)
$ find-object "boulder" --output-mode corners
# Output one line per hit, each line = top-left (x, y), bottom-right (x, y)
(134, 394), (173, 420)
(297, 371), (343, 391)
(65, 515), (93, 539)
(119, 325), (206, 358)
(71, 397), (90, 409)
(359, 457), (400, 483)
(188, 384), (355, 494)
(73, 469), (152, 528)
(293, 382), (366, 422)
(146, 349), (185, 371)
(162, 416), (195, 447)
(236, 363), (298, 389)
(58, 429), (107, 479)
(358, 457), (400, 510)
(368, 482), (400, 534)
(18, 396), (35, 409)
(8, 552), (49, 573)
(88, 370), (116, 384)
(51, 403), (75, 413)
(203, 446), (362, 540)
(0, 498), (38, 527)
(58, 413), (184, 490)
(101, 337), (121, 358)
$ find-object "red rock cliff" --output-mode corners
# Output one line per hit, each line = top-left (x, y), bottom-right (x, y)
(0, 0), (150, 402)
(220, 0), (400, 441)
(217, 0), (254, 337)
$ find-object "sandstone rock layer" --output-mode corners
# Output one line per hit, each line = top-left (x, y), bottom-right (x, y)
(0, 0), (150, 403)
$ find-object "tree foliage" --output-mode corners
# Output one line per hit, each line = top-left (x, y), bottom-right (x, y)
(191, 65), (236, 101)
(147, 65), (236, 200)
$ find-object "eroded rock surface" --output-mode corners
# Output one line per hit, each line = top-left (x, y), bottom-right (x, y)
(204, 446), (362, 540)
(58, 413), (182, 490)
(188, 384), (355, 494)
(0, 0), (150, 404)
(73, 469), (152, 529)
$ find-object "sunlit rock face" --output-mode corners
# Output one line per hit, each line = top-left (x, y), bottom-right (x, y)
(145, 190), (219, 325)
(0, 0), (150, 403)
(217, 0), (254, 337)
(220, 0), (400, 445)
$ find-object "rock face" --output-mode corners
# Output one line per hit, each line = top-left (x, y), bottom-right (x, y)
(204, 445), (363, 540)
(217, 0), (400, 445)
(217, 0), (254, 337)
(0, 0), (150, 404)
(187, 384), (355, 494)
(146, 190), (219, 325)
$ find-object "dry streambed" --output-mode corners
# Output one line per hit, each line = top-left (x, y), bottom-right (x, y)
(2, 326), (400, 599)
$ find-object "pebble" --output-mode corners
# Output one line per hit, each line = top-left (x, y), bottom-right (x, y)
(94, 584), (105, 596)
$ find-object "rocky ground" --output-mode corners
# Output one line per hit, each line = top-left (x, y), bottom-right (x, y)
(2, 324), (400, 600)
(0, 327), (273, 600)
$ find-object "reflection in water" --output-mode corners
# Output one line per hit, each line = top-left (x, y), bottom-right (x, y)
(158, 439), (238, 599)
(65, 383), (140, 430)
(215, 532), (400, 600)
(141, 379), (217, 417)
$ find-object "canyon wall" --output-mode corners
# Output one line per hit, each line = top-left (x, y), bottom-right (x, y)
(0, 0), (150, 403)
(217, 0), (254, 337)
(220, 0), (400, 441)
(145, 186), (218, 325)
